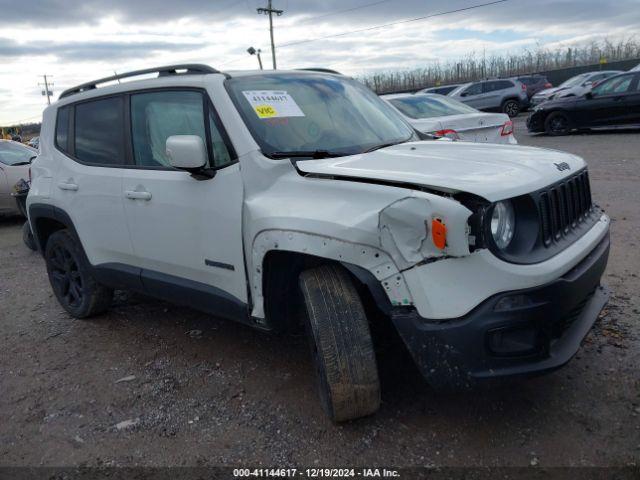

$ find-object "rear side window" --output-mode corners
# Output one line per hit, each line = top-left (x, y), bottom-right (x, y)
(74, 97), (125, 165)
(488, 80), (514, 91)
(55, 106), (70, 152)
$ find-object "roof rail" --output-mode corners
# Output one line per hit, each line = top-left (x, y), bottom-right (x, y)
(296, 68), (343, 75)
(59, 64), (220, 99)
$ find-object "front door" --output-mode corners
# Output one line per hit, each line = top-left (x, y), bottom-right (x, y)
(120, 89), (247, 313)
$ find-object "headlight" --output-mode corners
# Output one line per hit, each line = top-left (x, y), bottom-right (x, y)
(490, 201), (515, 250)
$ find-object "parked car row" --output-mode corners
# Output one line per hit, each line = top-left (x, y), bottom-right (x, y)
(527, 70), (640, 135)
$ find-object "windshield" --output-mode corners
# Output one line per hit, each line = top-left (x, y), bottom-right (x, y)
(0, 142), (35, 166)
(388, 94), (477, 119)
(226, 73), (415, 157)
(559, 74), (589, 88)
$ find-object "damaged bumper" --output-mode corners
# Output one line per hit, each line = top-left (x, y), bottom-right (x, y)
(390, 233), (610, 389)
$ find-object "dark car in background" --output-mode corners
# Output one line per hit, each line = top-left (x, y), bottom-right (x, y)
(531, 70), (623, 107)
(417, 84), (462, 95)
(527, 71), (640, 135)
(513, 74), (552, 98)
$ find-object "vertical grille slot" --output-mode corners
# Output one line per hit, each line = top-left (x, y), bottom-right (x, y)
(536, 170), (594, 247)
(539, 192), (551, 245)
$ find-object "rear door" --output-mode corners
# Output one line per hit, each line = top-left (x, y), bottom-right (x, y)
(52, 98), (135, 267)
(481, 81), (513, 110)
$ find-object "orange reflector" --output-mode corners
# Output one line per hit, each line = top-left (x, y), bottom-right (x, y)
(432, 218), (447, 250)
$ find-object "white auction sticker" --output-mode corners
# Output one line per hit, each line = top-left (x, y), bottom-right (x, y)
(242, 91), (305, 119)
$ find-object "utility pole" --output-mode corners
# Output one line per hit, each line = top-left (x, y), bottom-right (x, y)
(257, 0), (283, 70)
(38, 75), (53, 105)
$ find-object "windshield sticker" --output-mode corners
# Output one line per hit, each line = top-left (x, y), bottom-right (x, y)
(243, 91), (305, 119)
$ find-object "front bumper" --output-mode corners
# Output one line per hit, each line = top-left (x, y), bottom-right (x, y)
(526, 111), (545, 132)
(391, 233), (610, 389)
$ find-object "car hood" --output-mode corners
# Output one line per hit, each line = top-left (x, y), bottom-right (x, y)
(296, 141), (585, 202)
(535, 95), (580, 110)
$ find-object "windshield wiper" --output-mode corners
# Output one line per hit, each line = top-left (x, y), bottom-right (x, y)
(268, 150), (350, 159)
(363, 136), (419, 153)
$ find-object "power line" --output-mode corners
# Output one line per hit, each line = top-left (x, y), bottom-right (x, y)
(257, 0), (284, 69)
(277, 0), (509, 49)
(297, 0), (391, 24)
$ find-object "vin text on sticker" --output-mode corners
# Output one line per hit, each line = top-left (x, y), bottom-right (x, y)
(243, 91), (305, 119)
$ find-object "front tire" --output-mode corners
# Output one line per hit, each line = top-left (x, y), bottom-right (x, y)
(299, 264), (381, 422)
(45, 230), (113, 318)
(502, 99), (520, 117)
(545, 111), (571, 136)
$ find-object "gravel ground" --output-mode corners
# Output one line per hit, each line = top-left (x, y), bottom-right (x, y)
(1, 117), (639, 468)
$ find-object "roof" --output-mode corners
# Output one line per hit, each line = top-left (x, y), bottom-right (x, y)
(59, 65), (344, 101)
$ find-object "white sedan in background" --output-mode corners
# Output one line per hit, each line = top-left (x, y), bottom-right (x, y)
(382, 93), (516, 144)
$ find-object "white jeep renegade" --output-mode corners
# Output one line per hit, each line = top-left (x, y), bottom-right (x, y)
(28, 65), (610, 422)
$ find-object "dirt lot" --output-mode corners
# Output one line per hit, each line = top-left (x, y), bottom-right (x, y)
(1, 117), (639, 469)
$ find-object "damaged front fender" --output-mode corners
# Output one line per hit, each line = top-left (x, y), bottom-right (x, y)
(378, 195), (472, 271)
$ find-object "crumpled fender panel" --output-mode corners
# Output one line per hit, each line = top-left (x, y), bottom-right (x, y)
(250, 230), (414, 319)
(378, 196), (472, 271)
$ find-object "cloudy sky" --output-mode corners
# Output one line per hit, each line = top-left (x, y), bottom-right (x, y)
(0, 0), (638, 125)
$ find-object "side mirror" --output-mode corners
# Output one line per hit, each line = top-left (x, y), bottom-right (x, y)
(166, 135), (215, 179)
(585, 91), (594, 100)
(584, 81), (593, 87)
(460, 92), (468, 97)
(166, 135), (208, 170)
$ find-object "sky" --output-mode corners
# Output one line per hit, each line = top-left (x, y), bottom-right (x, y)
(0, 0), (639, 125)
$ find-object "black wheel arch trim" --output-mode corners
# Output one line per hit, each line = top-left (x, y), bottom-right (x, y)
(28, 203), (81, 255)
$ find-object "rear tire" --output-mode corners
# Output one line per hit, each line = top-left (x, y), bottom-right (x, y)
(299, 264), (381, 422)
(22, 222), (37, 251)
(502, 99), (520, 117)
(45, 229), (113, 318)
(544, 111), (571, 136)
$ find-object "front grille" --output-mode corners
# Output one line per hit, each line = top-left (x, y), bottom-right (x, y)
(538, 170), (593, 246)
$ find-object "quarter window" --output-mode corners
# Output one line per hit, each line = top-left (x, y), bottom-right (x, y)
(74, 97), (125, 165)
(55, 106), (70, 152)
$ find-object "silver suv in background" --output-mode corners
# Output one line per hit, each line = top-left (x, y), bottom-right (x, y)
(448, 79), (529, 117)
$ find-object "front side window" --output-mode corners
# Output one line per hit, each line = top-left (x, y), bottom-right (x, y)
(74, 97), (125, 165)
(389, 95), (477, 119)
(465, 83), (483, 95)
(130, 90), (232, 168)
(226, 74), (414, 157)
(593, 75), (634, 96)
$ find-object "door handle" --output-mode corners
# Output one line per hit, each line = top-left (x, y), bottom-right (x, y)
(57, 182), (79, 191)
(125, 190), (152, 201)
